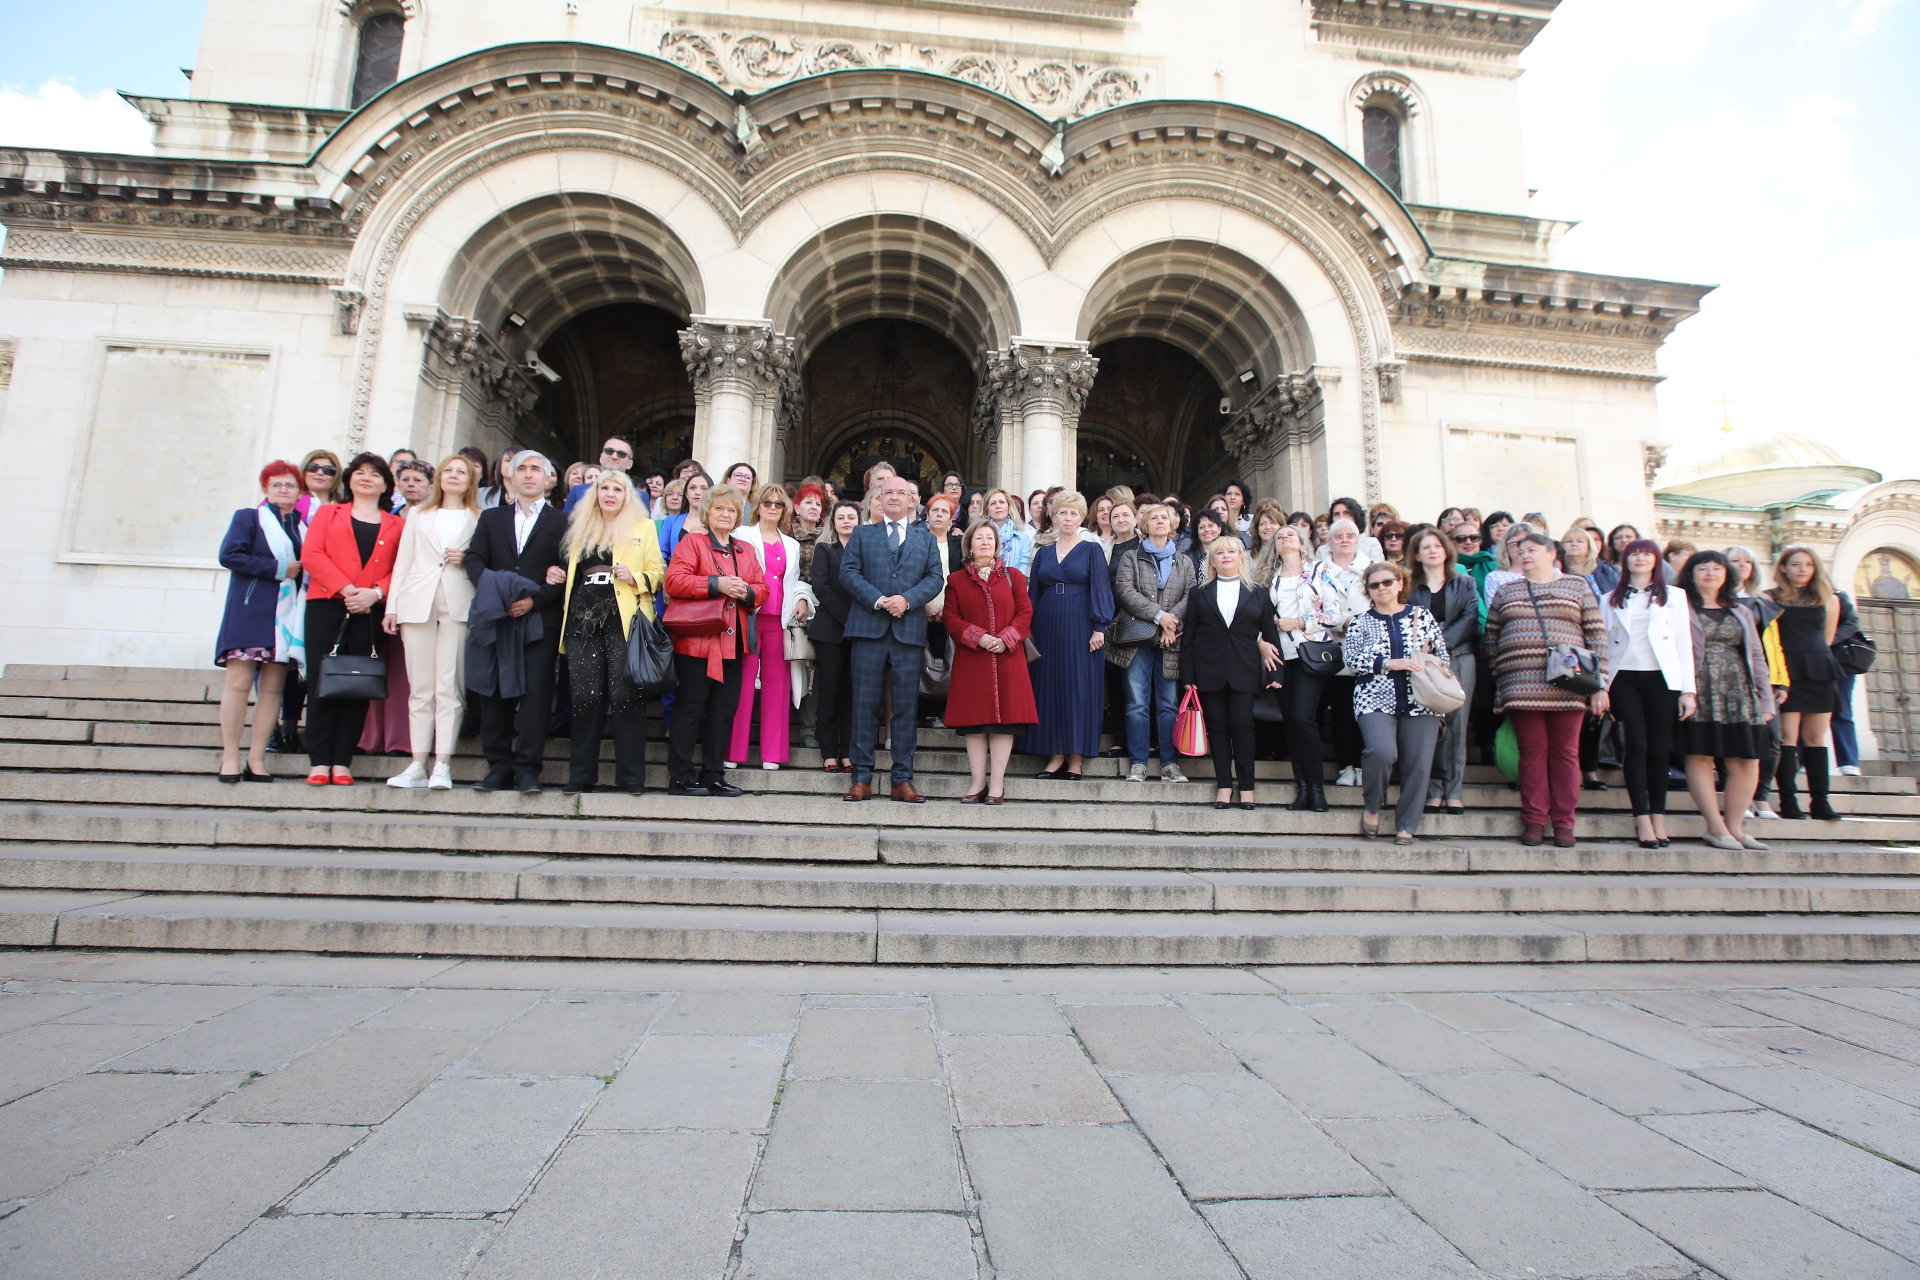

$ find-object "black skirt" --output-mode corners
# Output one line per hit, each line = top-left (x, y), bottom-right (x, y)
(1781, 678), (1838, 715)
(1679, 718), (1768, 760)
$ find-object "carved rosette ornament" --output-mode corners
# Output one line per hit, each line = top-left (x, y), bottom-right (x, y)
(1221, 372), (1326, 468)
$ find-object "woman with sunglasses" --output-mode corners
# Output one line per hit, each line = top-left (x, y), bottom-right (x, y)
(1344, 560), (1451, 843)
(296, 450), (343, 520)
(726, 485), (814, 771)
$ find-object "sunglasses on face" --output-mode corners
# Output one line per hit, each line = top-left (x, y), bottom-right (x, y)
(1455, 534), (1481, 545)
(1367, 579), (1398, 590)
(601, 448), (630, 459)
(307, 464), (338, 476)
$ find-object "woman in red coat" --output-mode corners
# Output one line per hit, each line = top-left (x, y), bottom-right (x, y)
(300, 452), (403, 785)
(944, 520), (1037, 803)
(663, 484), (770, 797)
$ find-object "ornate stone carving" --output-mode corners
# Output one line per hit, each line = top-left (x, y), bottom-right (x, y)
(678, 319), (790, 395)
(0, 337), (14, 390)
(649, 25), (1150, 118)
(1000, 341), (1098, 416)
(1221, 372), (1327, 468)
(0, 230), (346, 283)
(1310, 0), (1553, 55)
(1644, 442), (1670, 490)
(331, 288), (365, 336)
(412, 308), (542, 418)
(1376, 360), (1402, 403)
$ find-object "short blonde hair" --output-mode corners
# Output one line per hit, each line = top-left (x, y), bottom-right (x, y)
(1201, 535), (1254, 586)
(1050, 490), (1088, 520)
(1137, 503), (1174, 533)
(695, 482), (748, 529)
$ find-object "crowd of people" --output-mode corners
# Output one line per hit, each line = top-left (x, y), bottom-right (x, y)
(214, 437), (1873, 849)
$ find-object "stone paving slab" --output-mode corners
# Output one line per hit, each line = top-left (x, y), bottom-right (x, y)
(1607, 1189), (1920, 1280)
(943, 1034), (1125, 1126)
(0, 1070), (246, 1202)
(583, 1033), (786, 1130)
(1693, 1063), (1920, 1166)
(788, 1006), (940, 1078)
(737, 1211), (978, 1280)
(470, 1131), (758, 1280)
(288, 1076), (601, 1214)
(463, 994), (663, 1076)
(1203, 1197), (1484, 1280)
(108, 987), (399, 1073)
(751, 1079), (962, 1211)
(200, 1027), (486, 1125)
(188, 1216), (489, 1280)
(1469, 1027), (1755, 1116)
(0, 1020), (192, 1105)
(1713, 1023), (1920, 1106)
(1223, 1029), (1458, 1119)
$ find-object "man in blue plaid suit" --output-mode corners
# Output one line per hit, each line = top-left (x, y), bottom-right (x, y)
(840, 475), (947, 801)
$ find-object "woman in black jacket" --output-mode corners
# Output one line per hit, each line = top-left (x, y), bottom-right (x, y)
(1406, 526), (1480, 814)
(807, 501), (861, 773)
(1181, 538), (1284, 810)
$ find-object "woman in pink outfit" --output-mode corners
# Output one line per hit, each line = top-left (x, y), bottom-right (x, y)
(727, 485), (816, 769)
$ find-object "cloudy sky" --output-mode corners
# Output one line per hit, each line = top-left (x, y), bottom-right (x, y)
(2, 0), (1914, 480)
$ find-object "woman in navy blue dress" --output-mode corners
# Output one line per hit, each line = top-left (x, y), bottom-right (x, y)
(1022, 492), (1115, 779)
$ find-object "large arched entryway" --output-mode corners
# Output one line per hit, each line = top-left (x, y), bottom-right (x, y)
(1076, 338), (1233, 501)
(795, 319), (977, 499)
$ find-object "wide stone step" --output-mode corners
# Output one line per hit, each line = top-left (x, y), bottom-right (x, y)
(5, 888), (1918, 963)
(6, 844), (1917, 915)
(4, 807), (1914, 876)
(10, 768), (1917, 842)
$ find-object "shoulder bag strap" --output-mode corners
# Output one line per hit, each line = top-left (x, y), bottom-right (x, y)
(1525, 577), (1554, 645)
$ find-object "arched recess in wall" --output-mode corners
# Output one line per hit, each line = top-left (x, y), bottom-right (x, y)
(1075, 240), (1317, 501)
(764, 214), (1022, 485)
(341, 1), (416, 109)
(1348, 71), (1429, 205)
(432, 192), (707, 468)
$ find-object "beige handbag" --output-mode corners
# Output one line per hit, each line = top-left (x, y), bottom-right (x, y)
(783, 624), (814, 661)
(1409, 658), (1465, 714)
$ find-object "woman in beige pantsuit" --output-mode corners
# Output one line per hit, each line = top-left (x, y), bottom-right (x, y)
(381, 454), (480, 789)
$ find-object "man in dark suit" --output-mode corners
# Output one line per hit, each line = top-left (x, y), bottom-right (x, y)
(841, 475), (947, 801)
(465, 451), (568, 792)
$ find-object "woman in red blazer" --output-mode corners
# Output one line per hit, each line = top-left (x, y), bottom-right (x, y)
(943, 520), (1037, 803)
(301, 452), (403, 784)
(662, 485), (769, 796)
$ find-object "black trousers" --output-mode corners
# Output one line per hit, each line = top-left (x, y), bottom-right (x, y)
(1283, 657), (1328, 788)
(669, 653), (743, 786)
(1611, 668), (1679, 816)
(813, 638), (854, 759)
(1200, 687), (1257, 794)
(567, 683), (647, 793)
(1322, 674), (1363, 768)
(304, 598), (384, 768)
(476, 630), (559, 779)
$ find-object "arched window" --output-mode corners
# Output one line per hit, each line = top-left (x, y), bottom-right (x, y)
(1363, 105), (1404, 198)
(350, 13), (405, 108)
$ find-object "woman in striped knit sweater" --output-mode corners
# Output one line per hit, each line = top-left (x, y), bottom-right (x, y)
(1485, 530), (1610, 847)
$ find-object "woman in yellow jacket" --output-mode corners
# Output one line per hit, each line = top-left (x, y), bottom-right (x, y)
(559, 471), (664, 795)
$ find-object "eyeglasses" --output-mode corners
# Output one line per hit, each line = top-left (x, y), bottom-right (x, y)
(1367, 579), (1399, 591)
(601, 448), (630, 459)
(306, 464), (338, 476)
(1455, 534), (1481, 545)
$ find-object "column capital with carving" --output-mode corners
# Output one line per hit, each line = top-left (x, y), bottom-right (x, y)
(678, 317), (793, 394)
(1221, 370), (1328, 467)
(999, 339), (1098, 416)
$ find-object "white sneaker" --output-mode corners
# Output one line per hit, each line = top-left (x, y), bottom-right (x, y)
(723, 761), (739, 771)
(1161, 762), (1188, 783)
(386, 762), (430, 789)
(428, 762), (453, 790)
(1840, 765), (1862, 776)
(762, 762), (780, 771)
(1752, 806), (1779, 820)
(1128, 763), (1147, 782)
(1336, 766), (1361, 788)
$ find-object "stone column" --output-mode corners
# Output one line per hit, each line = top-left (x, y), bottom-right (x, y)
(979, 340), (1097, 498)
(679, 318), (798, 479)
(1221, 369), (1331, 513)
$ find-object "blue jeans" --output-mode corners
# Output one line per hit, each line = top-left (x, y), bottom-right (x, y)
(1833, 673), (1859, 768)
(1124, 646), (1179, 766)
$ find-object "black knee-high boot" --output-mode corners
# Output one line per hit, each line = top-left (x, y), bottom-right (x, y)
(1775, 743), (1803, 818)
(1802, 745), (1838, 820)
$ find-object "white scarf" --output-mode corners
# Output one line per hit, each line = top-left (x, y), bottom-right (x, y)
(257, 504), (308, 674)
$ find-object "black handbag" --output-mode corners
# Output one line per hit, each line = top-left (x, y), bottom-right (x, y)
(1108, 611), (1161, 646)
(624, 609), (678, 693)
(314, 623), (387, 701)
(1834, 633), (1878, 676)
(1526, 579), (1604, 696)
(1296, 638), (1342, 675)
(1252, 688), (1286, 722)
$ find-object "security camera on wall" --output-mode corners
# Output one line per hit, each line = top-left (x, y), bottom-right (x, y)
(1219, 397), (1232, 415)
(526, 355), (562, 384)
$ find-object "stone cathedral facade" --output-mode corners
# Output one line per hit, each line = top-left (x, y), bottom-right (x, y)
(0, 0), (1709, 667)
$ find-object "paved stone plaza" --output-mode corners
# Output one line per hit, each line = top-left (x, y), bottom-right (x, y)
(2, 952), (1918, 1280)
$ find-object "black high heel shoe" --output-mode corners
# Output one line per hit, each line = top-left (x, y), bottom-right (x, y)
(242, 766), (273, 783)
(216, 770), (241, 784)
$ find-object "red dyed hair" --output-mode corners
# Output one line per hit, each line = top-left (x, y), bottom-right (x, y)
(793, 483), (826, 508)
(258, 460), (301, 490)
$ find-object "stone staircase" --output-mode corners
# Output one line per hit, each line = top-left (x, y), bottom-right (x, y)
(2, 663), (1918, 964)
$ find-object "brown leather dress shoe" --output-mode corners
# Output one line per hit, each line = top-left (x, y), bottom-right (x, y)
(1520, 822), (1545, 847)
(891, 782), (927, 803)
(843, 782), (872, 802)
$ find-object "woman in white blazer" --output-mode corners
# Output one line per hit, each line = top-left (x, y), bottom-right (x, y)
(728, 484), (818, 769)
(1600, 538), (1696, 847)
(381, 454), (480, 789)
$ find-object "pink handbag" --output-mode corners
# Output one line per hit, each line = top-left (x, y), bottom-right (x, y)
(1174, 686), (1210, 757)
